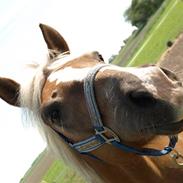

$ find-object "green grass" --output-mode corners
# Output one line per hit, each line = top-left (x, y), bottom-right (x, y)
(42, 160), (86, 183)
(113, 0), (183, 67)
(112, 0), (171, 66)
(128, 0), (183, 66)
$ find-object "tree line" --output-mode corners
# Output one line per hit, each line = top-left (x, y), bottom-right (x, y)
(124, 0), (165, 29)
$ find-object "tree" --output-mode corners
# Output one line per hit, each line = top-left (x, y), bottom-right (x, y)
(124, 0), (165, 28)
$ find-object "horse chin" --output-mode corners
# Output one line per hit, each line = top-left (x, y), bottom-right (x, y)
(153, 120), (183, 135)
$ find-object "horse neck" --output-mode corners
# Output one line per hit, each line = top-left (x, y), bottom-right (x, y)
(81, 136), (183, 183)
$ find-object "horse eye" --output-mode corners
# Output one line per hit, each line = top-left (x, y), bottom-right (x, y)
(50, 109), (61, 124)
(41, 101), (62, 125)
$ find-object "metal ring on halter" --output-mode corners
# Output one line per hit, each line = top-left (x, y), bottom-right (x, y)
(170, 149), (183, 167)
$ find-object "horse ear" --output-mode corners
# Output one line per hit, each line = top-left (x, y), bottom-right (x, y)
(0, 78), (20, 107)
(39, 24), (70, 58)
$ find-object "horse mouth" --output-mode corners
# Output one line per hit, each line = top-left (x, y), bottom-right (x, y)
(142, 120), (183, 135)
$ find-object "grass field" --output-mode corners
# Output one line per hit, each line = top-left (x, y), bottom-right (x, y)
(20, 150), (86, 183)
(41, 160), (86, 183)
(113, 0), (183, 67)
(22, 1), (183, 183)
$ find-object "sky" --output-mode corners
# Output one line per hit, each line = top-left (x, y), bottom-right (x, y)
(0, 0), (133, 182)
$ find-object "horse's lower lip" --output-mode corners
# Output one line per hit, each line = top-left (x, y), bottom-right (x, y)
(144, 120), (183, 135)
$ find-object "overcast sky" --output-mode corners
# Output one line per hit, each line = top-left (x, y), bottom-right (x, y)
(0, 0), (133, 182)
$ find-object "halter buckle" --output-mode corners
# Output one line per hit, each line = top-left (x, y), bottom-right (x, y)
(95, 127), (120, 144)
(170, 149), (183, 168)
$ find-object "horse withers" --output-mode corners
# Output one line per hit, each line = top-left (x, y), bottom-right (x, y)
(1, 24), (183, 183)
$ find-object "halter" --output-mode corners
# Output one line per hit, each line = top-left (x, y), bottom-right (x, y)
(59, 64), (178, 156)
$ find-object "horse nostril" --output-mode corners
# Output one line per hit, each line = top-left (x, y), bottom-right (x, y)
(128, 91), (156, 108)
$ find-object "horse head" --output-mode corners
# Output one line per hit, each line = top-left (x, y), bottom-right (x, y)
(1, 24), (183, 182)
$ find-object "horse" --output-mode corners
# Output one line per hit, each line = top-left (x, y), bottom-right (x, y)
(1, 24), (183, 183)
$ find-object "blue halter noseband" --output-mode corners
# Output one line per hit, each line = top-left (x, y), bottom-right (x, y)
(59, 64), (178, 156)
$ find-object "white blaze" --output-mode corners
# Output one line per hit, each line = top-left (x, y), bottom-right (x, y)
(48, 67), (91, 84)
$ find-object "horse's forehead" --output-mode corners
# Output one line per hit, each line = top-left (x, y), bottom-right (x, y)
(46, 52), (104, 85)
(47, 64), (159, 87)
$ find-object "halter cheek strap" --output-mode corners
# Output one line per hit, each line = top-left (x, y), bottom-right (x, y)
(69, 64), (178, 156)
